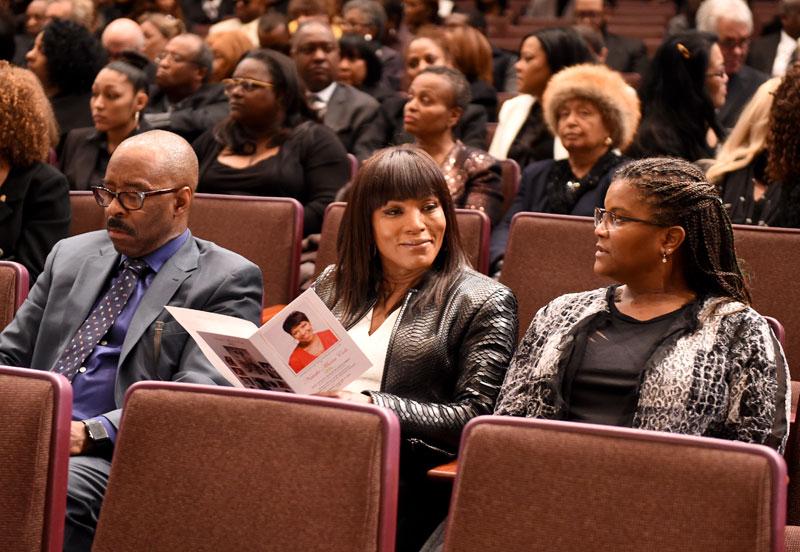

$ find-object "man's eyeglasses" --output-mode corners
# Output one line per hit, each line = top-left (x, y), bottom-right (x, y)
(222, 77), (274, 94)
(594, 207), (666, 229)
(91, 186), (183, 211)
(718, 37), (750, 50)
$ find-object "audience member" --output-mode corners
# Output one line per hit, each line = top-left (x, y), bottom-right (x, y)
(44, 0), (95, 31)
(382, 29), (490, 149)
(314, 146), (517, 551)
(0, 7), (14, 62)
(573, 0), (648, 81)
(696, 0), (768, 131)
(207, 0), (267, 46)
(206, 29), (253, 82)
(338, 34), (393, 102)
(489, 27), (594, 168)
(405, 66), (503, 225)
(138, 11), (185, 61)
(667, 0), (701, 35)
(286, 0), (335, 34)
(291, 20), (384, 161)
(193, 49), (349, 235)
(748, 0), (800, 77)
(0, 129), (263, 552)
(0, 61), (69, 283)
(490, 63), (639, 267)
(628, 31), (726, 161)
(763, 65), (800, 228)
(400, 0), (441, 40)
(573, 22), (608, 63)
(60, 53), (150, 190)
(26, 19), (105, 144)
(495, 157), (788, 454)
(445, 24), (498, 122)
(179, 0), (236, 31)
(13, 0), (46, 65)
(101, 17), (146, 59)
(130, 0), (184, 20)
(143, 33), (228, 142)
(257, 11), (291, 54)
(706, 78), (781, 225)
(341, 0), (403, 90)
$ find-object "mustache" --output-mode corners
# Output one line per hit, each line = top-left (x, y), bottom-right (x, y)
(106, 217), (136, 236)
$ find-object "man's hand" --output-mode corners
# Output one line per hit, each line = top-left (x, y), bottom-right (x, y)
(316, 390), (373, 404)
(70, 421), (89, 455)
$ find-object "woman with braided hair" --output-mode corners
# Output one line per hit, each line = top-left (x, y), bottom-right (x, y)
(495, 157), (789, 452)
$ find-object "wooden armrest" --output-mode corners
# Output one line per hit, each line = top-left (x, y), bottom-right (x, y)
(428, 460), (458, 481)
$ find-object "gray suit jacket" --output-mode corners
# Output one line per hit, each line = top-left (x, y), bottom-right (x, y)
(324, 83), (386, 162)
(0, 230), (263, 429)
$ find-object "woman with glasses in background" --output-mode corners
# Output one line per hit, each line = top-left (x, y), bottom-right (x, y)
(192, 48), (349, 235)
(495, 157), (789, 453)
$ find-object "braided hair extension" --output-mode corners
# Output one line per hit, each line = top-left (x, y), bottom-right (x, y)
(615, 158), (752, 304)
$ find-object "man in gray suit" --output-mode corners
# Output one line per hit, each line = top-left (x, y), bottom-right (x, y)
(0, 130), (263, 551)
(291, 20), (386, 162)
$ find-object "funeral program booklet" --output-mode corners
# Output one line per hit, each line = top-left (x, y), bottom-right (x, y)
(166, 289), (371, 394)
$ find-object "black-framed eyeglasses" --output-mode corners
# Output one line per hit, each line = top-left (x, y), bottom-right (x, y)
(222, 77), (274, 94)
(594, 207), (667, 229)
(91, 186), (183, 211)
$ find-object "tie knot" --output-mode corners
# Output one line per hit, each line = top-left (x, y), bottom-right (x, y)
(124, 259), (149, 276)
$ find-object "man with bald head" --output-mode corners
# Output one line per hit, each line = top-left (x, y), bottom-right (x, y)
(0, 130), (263, 552)
(101, 17), (145, 59)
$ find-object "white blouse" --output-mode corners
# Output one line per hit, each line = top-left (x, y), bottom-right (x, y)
(344, 307), (401, 393)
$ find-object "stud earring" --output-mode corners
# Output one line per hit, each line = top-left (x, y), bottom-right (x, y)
(662, 249), (670, 264)
(604, 136), (613, 146)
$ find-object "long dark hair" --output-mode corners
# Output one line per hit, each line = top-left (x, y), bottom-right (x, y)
(632, 31), (722, 161)
(520, 27), (594, 75)
(334, 146), (468, 323)
(615, 157), (751, 304)
(213, 48), (318, 154)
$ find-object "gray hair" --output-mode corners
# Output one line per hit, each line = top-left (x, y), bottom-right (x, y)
(696, 0), (753, 33)
(417, 66), (471, 111)
(342, 0), (387, 38)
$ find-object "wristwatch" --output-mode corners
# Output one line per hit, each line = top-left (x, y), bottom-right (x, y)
(82, 418), (111, 450)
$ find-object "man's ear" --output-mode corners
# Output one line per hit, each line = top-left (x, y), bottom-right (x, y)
(173, 186), (192, 217)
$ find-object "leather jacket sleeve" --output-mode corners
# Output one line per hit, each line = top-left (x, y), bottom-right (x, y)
(367, 282), (518, 455)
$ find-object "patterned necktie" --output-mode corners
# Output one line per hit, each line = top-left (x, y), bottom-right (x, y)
(52, 259), (148, 381)
(307, 93), (327, 119)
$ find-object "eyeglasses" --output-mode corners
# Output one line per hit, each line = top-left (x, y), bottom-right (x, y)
(154, 50), (199, 65)
(222, 77), (274, 94)
(91, 186), (183, 211)
(718, 37), (750, 50)
(594, 207), (666, 229)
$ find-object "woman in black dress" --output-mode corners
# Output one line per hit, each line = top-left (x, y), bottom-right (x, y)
(193, 49), (349, 235)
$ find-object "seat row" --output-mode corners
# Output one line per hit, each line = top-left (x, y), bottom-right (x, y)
(0, 365), (789, 551)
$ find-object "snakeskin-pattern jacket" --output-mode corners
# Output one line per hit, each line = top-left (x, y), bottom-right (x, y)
(495, 287), (790, 453)
(315, 265), (518, 462)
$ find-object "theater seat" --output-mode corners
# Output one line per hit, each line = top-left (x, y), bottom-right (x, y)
(93, 382), (400, 552)
(0, 366), (72, 552)
(443, 416), (786, 552)
(0, 261), (29, 331)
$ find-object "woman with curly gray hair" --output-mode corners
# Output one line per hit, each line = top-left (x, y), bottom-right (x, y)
(495, 157), (789, 454)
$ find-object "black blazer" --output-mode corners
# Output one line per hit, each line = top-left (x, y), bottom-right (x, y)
(0, 163), (71, 282)
(323, 83), (386, 162)
(718, 65), (769, 131)
(747, 32), (781, 75)
(605, 32), (649, 76)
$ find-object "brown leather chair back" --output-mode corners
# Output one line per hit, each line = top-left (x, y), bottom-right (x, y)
(0, 261), (29, 331)
(189, 194), (303, 306)
(733, 224), (800, 379)
(444, 416), (786, 552)
(68, 191), (105, 236)
(94, 382), (400, 552)
(314, 202), (491, 277)
(0, 366), (72, 552)
(499, 213), (608, 340)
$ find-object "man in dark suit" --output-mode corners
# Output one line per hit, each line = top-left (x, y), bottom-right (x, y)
(0, 130), (263, 551)
(696, 0), (768, 130)
(143, 34), (229, 143)
(291, 20), (386, 162)
(748, 0), (800, 77)
(573, 0), (648, 80)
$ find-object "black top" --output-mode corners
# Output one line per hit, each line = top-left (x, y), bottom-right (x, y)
(490, 152), (624, 265)
(193, 121), (350, 235)
(506, 101), (554, 170)
(566, 296), (693, 427)
(0, 162), (71, 282)
(469, 79), (498, 123)
(51, 91), (93, 150)
(719, 153), (783, 226)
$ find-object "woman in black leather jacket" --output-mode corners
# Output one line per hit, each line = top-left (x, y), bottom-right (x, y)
(315, 145), (518, 551)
